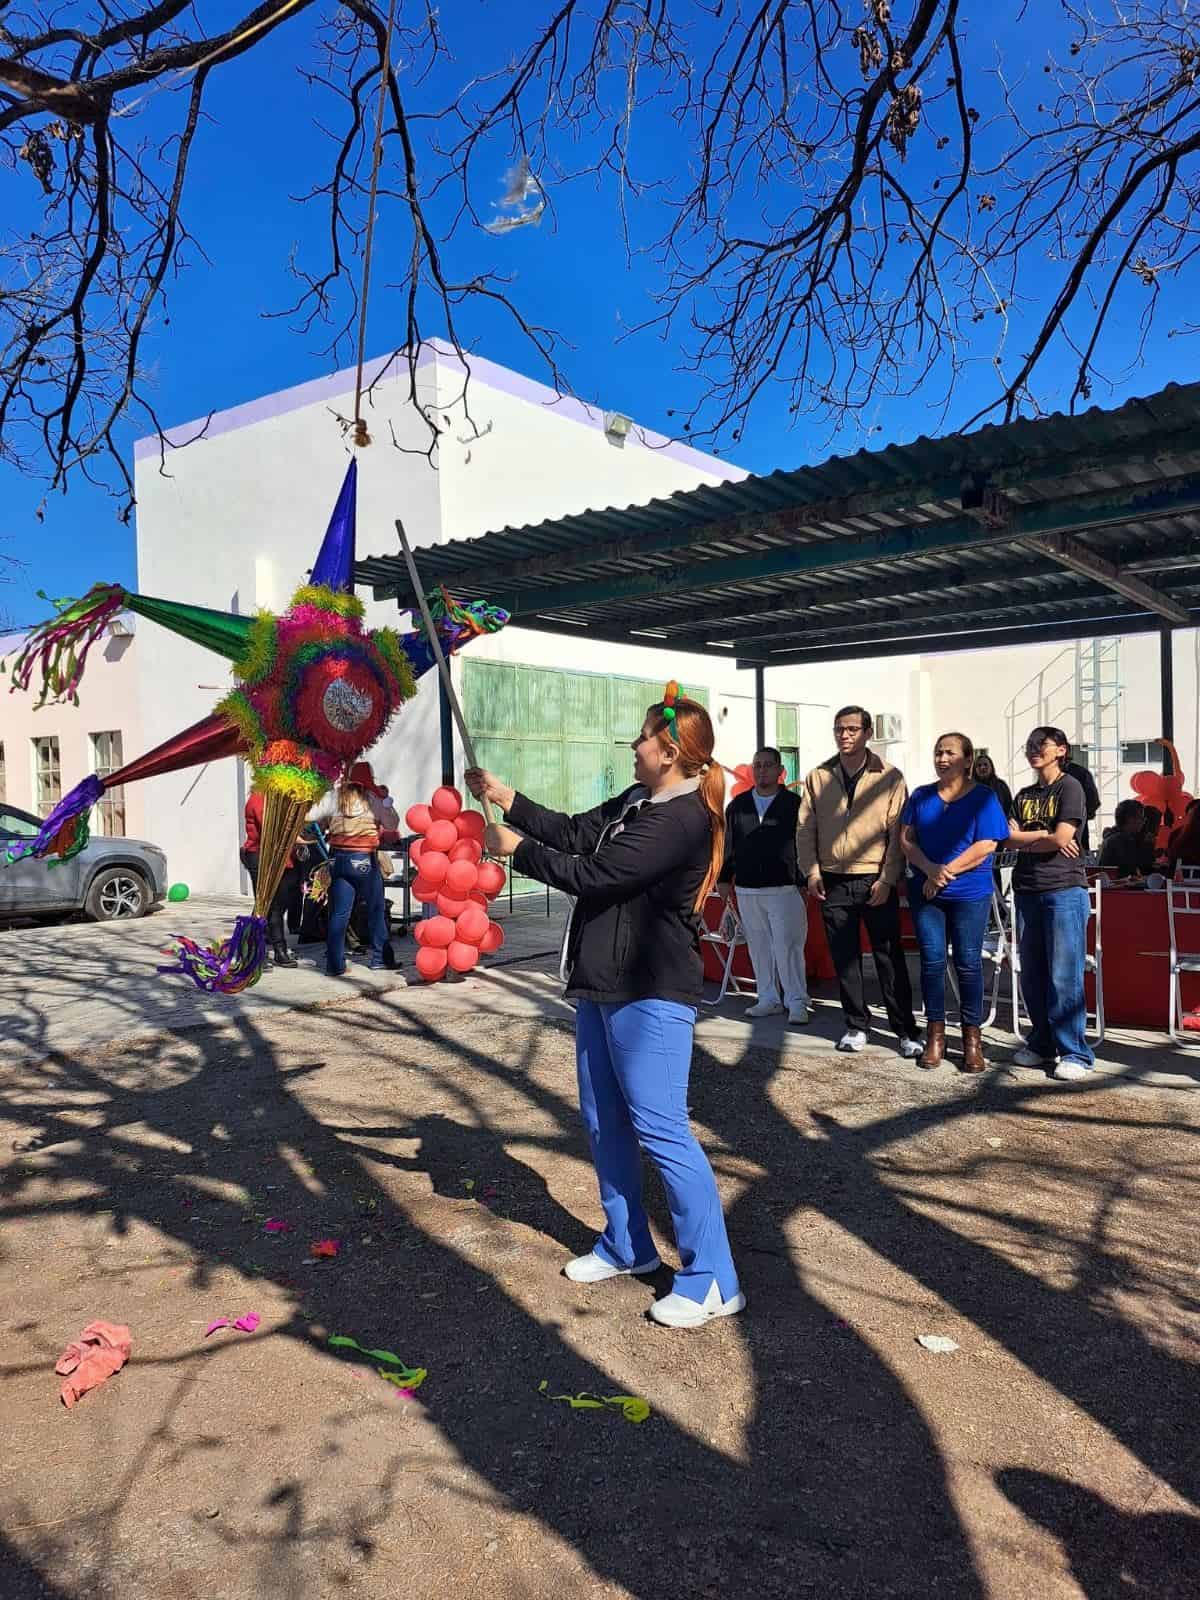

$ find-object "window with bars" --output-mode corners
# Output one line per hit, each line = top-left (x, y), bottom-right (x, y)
(91, 730), (126, 836)
(775, 705), (800, 785)
(33, 735), (61, 813)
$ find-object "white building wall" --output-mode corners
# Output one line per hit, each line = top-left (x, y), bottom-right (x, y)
(0, 624), (144, 839)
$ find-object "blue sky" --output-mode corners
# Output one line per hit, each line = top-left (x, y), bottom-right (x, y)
(2, 3), (1195, 626)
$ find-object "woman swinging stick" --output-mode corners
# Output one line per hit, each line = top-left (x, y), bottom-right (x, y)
(467, 681), (744, 1330)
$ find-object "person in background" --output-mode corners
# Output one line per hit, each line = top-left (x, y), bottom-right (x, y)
(1166, 797), (1200, 875)
(308, 761), (398, 977)
(1008, 727), (1093, 1081)
(796, 706), (922, 1058)
(972, 753), (1013, 819)
(240, 790), (300, 968)
(901, 732), (1009, 1072)
(1140, 805), (1166, 868)
(717, 747), (809, 1024)
(1099, 800), (1149, 879)
(466, 688), (744, 1330)
(1064, 749), (1101, 854)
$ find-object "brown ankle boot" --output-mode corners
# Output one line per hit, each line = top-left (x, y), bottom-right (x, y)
(961, 1025), (987, 1073)
(919, 1021), (945, 1069)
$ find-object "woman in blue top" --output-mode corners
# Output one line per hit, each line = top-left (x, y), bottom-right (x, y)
(900, 732), (1010, 1073)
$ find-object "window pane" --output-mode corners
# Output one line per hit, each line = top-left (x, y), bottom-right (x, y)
(33, 736), (61, 812)
(1120, 741), (1149, 765)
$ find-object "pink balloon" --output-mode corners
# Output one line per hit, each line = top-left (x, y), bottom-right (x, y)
(449, 838), (483, 865)
(422, 915), (456, 950)
(415, 945), (448, 982)
(410, 876), (440, 903)
(445, 859), (480, 897)
(436, 891), (470, 919)
(455, 811), (486, 842)
(430, 786), (463, 821)
(476, 861), (506, 898)
(418, 849), (450, 886)
(405, 804), (432, 834)
(424, 818), (458, 854)
(479, 921), (505, 954)
(455, 904), (489, 944)
(447, 940), (479, 973)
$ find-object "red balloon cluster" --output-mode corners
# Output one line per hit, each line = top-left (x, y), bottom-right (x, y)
(404, 786), (507, 982)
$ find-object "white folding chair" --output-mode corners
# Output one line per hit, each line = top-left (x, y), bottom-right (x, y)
(701, 895), (758, 1007)
(1006, 877), (1104, 1042)
(1167, 881), (1200, 1040)
(942, 887), (1010, 1028)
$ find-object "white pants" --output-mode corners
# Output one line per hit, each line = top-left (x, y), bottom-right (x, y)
(736, 886), (809, 1009)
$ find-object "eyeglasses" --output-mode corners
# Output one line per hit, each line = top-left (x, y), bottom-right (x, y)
(834, 724), (865, 736)
(1024, 739), (1055, 755)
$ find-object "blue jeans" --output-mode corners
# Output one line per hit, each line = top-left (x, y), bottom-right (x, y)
(1015, 888), (1094, 1066)
(575, 999), (740, 1305)
(326, 851), (388, 973)
(909, 893), (992, 1026)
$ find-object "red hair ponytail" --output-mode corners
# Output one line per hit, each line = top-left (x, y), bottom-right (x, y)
(649, 693), (725, 909)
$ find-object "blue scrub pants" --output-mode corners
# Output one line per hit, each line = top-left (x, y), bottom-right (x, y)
(575, 998), (740, 1305)
(327, 850), (388, 974)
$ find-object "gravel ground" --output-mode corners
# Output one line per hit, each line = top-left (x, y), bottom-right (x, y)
(1, 975), (1198, 1600)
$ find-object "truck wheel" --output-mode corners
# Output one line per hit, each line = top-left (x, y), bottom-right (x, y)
(85, 867), (149, 922)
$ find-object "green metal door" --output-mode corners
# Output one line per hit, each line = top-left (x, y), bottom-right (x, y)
(462, 662), (708, 893)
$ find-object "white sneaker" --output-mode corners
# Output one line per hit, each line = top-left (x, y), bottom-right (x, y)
(1012, 1045), (1053, 1068)
(648, 1279), (747, 1328)
(745, 1000), (785, 1018)
(788, 1004), (811, 1025)
(897, 1036), (923, 1060)
(837, 1029), (868, 1053)
(563, 1251), (660, 1284)
(1053, 1059), (1091, 1082)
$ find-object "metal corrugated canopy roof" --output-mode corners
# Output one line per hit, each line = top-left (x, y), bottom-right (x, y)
(355, 381), (1200, 667)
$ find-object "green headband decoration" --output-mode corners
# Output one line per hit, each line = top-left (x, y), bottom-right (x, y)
(662, 679), (682, 725)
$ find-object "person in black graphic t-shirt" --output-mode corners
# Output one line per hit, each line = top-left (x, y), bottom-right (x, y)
(1008, 726), (1094, 1080)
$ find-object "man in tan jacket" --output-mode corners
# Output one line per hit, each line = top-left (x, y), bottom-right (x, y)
(796, 706), (921, 1056)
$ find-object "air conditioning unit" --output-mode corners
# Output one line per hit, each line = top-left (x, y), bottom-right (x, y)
(874, 712), (904, 743)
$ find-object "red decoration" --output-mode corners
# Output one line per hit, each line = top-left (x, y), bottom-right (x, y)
(410, 875), (440, 903)
(1129, 740), (1192, 848)
(419, 849), (451, 887)
(476, 860), (506, 898)
(449, 838), (483, 865)
(445, 858), (479, 897)
(467, 889), (490, 908)
(425, 818), (458, 853)
(406, 803), (432, 834)
(423, 915), (456, 949)
(436, 891), (470, 919)
(415, 945), (449, 981)
(455, 904), (489, 944)
(409, 837), (425, 866)
(447, 940), (479, 973)
(479, 921), (505, 954)
(431, 785), (463, 821)
(412, 921), (428, 945)
(455, 811), (486, 842)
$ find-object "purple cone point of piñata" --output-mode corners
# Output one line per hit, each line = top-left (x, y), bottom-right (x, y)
(159, 914), (269, 995)
(308, 459), (357, 593)
(2, 774), (105, 867)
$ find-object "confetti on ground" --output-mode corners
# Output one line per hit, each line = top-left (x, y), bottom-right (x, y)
(263, 1219), (290, 1234)
(916, 1335), (960, 1354)
(537, 1381), (650, 1424)
(204, 1312), (261, 1338)
(328, 1333), (426, 1390)
(310, 1239), (340, 1258)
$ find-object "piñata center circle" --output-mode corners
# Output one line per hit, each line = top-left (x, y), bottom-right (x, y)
(322, 676), (374, 733)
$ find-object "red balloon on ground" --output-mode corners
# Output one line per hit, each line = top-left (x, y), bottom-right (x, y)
(430, 785), (463, 821)
(424, 818), (458, 853)
(422, 915), (456, 949)
(436, 891), (469, 919)
(410, 876), (440, 903)
(409, 837), (425, 865)
(418, 849), (450, 886)
(479, 921), (505, 954)
(455, 811), (486, 842)
(455, 904), (489, 944)
(405, 803), (432, 834)
(445, 858), (480, 897)
(476, 861), (506, 897)
(449, 838), (483, 865)
(447, 940), (479, 973)
(415, 945), (448, 982)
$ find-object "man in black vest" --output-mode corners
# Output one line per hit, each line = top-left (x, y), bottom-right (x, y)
(717, 747), (809, 1023)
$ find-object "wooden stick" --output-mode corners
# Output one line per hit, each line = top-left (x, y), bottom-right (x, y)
(394, 520), (497, 826)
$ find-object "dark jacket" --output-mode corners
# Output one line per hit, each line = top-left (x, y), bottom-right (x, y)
(718, 787), (801, 889)
(1066, 761), (1100, 853)
(979, 772), (1014, 819)
(508, 780), (712, 1006)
